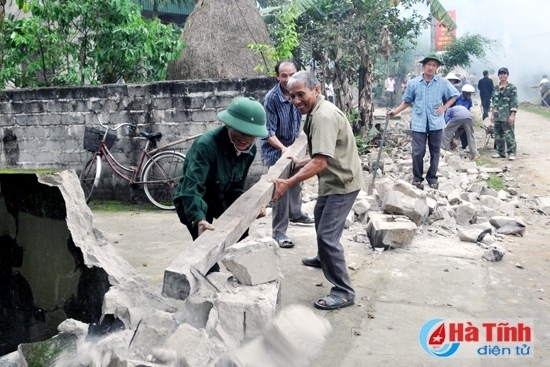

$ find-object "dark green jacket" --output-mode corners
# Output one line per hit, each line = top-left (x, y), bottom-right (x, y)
(491, 82), (518, 122)
(174, 126), (256, 227)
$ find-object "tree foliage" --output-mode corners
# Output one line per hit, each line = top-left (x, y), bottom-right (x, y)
(295, 0), (429, 127)
(0, 0), (184, 89)
(440, 34), (498, 74)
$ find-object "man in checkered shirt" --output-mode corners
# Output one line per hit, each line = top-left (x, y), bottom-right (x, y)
(387, 54), (459, 190)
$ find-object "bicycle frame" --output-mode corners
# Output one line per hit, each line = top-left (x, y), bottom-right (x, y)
(95, 140), (156, 185)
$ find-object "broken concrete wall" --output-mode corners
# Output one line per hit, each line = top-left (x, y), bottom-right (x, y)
(0, 171), (169, 356)
(0, 77), (275, 201)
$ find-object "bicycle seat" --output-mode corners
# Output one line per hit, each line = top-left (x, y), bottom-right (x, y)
(140, 131), (163, 141)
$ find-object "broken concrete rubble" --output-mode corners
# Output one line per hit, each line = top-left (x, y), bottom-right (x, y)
(229, 305), (331, 367)
(366, 213), (417, 249)
(221, 239), (281, 286)
(0, 171), (289, 367)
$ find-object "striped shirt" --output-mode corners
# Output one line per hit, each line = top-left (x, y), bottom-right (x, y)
(403, 75), (460, 132)
(260, 84), (302, 166)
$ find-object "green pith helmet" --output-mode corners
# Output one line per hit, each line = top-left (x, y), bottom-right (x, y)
(218, 97), (268, 138)
(419, 53), (444, 66)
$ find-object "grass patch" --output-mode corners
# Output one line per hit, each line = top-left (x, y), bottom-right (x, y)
(474, 156), (497, 168)
(486, 174), (506, 191)
(88, 199), (158, 212)
(0, 168), (63, 174)
(519, 105), (550, 119)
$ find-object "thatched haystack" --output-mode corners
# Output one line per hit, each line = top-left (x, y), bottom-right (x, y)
(166, 0), (272, 80)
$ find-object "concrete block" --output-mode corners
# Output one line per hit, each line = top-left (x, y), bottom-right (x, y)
(185, 294), (214, 329)
(345, 210), (355, 228)
(459, 161), (478, 172)
(489, 216), (526, 229)
(446, 156), (462, 170)
(499, 202), (515, 216)
(383, 190), (429, 225)
(158, 323), (227, 367)
(374, 177), (394, 204)
(352, 199), (371, 215)
(480, 167), (503, 174)
(393, 179), (421, 198)
(221, 239), (280, 286)
(438, 181), (457, 194)
(482, 248), (505, 262)
(447, 191), (462, 205)
(534, 197), (550, 213)
(481, 187), (498, 197)
(366, 213), (417, 249)
(425, 195), (437, 215)
(129, 310), (179, 354)
(460, 192), (470, 202)
(467, 182), (486, 195)
(382, 190), (405, 214)
(455, 202), (475, 225)
(496, 224), (526, 236)
(457, 224), (493, 243)
(498, 190), (509, 201)
(382, 160), (395, 173)
(479, 195), (502, 210)
(216, 281), (280, 344)
(229, 305), (332, 367)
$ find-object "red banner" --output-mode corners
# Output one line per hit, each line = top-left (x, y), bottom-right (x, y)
(435, 10), (456, 51)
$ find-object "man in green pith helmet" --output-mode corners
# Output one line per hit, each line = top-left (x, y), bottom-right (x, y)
(174, 97), (268, 262)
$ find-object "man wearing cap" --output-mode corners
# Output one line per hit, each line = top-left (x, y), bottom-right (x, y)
(261, 59), (314, 249)
(490, 67), (518, 161)
(174, 96), (268, 247)
(272, 71), (363, 311)
(388, 54), (459, 190)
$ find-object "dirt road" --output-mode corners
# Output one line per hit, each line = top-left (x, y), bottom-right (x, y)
(93, 107), (550, 366)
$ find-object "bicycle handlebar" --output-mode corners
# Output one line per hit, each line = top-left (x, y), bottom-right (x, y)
(91, 111), (137, 132)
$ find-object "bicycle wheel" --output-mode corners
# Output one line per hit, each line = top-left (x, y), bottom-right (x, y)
(142, 151), (185, 210)
(80, 155), (102, 203)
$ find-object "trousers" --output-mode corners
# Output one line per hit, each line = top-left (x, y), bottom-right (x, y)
(494, 120), (516, 156)
(442, 118), (477, 159)
(314, 190), (359, 300)
(412, 129), (442, 184)
(272, 182), (303, 239)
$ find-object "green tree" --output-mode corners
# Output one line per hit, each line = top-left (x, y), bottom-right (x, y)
(296, 0), (429, 131)
(0, 0), (184, 88)
(439, 34), (497, 74)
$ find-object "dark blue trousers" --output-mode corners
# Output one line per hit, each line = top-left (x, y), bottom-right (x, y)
(412, 129), (442, 184)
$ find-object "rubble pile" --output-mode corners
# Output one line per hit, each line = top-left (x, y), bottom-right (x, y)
(0, 172), (330, 367)
(340, 143), (547, 263)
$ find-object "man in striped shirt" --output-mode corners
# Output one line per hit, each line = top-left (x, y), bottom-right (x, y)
(261, 59), (314, 248)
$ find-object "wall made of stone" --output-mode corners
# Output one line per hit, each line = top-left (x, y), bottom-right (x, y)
(0, 77), (275, 201)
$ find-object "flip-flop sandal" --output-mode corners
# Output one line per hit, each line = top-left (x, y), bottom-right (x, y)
(276, 238), (295, 248)
(314, 295), (354, 310)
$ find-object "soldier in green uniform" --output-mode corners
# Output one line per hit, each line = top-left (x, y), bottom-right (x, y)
(490, 67), (518, 161)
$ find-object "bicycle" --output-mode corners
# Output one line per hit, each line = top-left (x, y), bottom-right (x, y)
(79, 112), (200, 210)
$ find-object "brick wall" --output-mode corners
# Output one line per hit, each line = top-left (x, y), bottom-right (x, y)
(0, 77), (275, 201)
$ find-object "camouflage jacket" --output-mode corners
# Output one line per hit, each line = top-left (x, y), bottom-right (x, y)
(491, 83), (518, 122)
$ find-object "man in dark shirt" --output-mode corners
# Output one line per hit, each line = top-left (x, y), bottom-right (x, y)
(174, 97), (268, 241)
(478, 70), (494, 120)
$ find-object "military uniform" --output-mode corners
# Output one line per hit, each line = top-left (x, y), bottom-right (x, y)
(491, 83), (518, 157)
